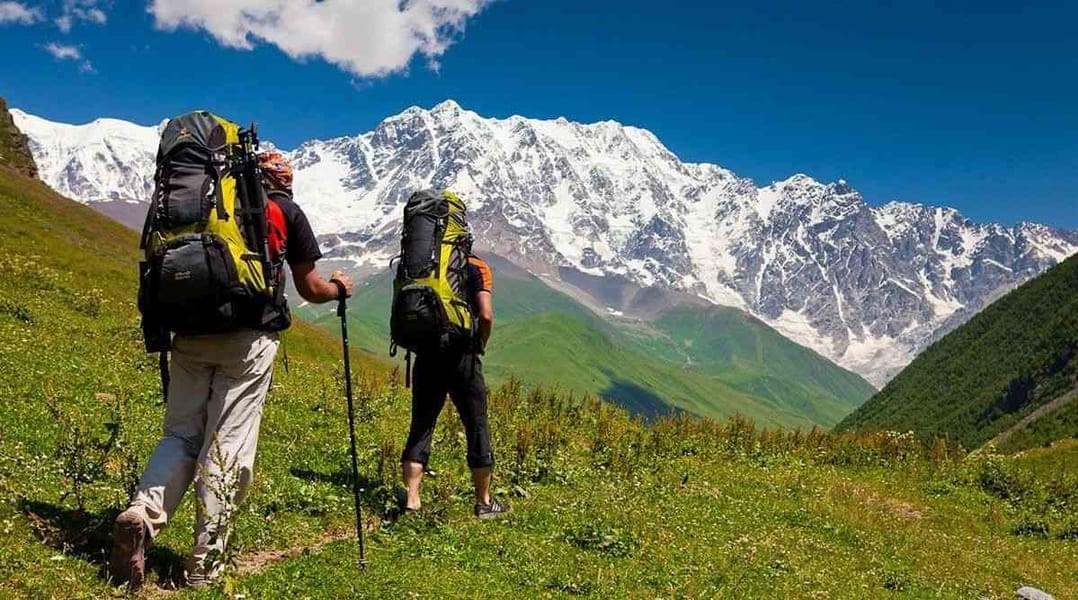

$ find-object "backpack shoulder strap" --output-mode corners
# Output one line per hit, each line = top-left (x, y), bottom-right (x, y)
(139, 196), (156, 251)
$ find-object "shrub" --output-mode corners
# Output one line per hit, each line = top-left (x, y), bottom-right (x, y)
(1012, 514), (1050, 538)
(564, 524), (637, 558)
(1056, 516), (1078, 541)
(0, 300), (33, 324)
(971, 454), (1029, 501)
(44, 386), (130, 512)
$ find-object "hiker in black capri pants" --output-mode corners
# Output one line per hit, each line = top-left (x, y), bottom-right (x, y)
(400, 254), (509, 519)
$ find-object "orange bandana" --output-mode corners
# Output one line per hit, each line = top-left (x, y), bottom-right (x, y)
(258, 150), (294, 192)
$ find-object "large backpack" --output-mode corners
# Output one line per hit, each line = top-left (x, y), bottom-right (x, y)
(138, 111), (280, 349)
(390, 190), (475, 355)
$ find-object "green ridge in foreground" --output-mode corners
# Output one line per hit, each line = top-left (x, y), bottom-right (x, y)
(838, 254), (1078, 452)
(2, 162), (1078, 598)
(300, 265), (875, 429)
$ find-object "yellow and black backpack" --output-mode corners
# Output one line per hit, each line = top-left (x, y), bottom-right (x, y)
(138, 111), (280, 352)
(390, 190), (476, 357)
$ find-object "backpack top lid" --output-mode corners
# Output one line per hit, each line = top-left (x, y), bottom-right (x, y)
(404, 188), (466, 216)
(158, 111), (239, 159)
(442, 189), (465, 206)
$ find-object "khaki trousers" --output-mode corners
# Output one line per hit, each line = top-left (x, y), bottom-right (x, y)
(128, 329), (278, 580)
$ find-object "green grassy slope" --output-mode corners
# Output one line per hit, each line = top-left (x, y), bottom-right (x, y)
(299, 264), (874, 428)
(648, 306), (875, 422)
(999, 394), (1078, 453)
(2, 163), (1078, 598)
(838, 255), (1078, 451)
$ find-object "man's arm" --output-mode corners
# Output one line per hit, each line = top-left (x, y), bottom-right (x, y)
(291, 261), (353, 304)
(475, 290), (494, 347)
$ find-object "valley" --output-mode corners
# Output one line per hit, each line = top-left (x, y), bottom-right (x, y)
(297, 255), (875, 428)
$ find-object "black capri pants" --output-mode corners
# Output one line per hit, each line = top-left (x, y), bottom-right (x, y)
(401, 351), (494, 469)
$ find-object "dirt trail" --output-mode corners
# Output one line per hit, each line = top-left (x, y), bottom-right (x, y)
(235, 528), (354, 575)
(985, 385), (1078, 449)
(145, 527), (359, 597)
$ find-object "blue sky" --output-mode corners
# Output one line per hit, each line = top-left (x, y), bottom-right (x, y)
(1, 0), (1075, 228)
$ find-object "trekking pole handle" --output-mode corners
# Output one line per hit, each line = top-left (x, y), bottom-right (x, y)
(332, 279), (347, 317)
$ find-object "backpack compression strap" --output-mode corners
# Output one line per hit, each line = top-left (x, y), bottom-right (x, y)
(159, 351), (170, 403)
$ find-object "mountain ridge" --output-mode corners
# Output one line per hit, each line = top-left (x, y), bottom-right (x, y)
(11, 101), (1077, 386)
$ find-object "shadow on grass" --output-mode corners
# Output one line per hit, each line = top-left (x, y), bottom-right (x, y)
(288, 467), (381, 490)
(600, 378), (680, 422)
(290, 468), (430, 526)
(18, 498), (186, 588)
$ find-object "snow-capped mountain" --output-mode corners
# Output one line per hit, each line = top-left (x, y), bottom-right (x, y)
(11, 108), (162, 205)
(11, 102), (1078, 386)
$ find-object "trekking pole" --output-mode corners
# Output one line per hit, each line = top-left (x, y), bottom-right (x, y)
(334, 281), (367, 569)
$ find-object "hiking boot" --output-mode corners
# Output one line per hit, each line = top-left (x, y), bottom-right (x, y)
(474, 499), (510, 520)
(109, 508), (149, 589)
(185, 570), (220, 588)
(185, 554), (225, 588)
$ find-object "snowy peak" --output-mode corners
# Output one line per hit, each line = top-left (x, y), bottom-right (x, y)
(10, 108), (160, 204)
(781, 174), (860, 207)
(430, 98), (464, 116)
(9, 101), (1078, 387)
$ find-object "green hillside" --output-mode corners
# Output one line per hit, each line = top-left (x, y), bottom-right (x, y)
(3, 139), (1078, 598)
(838, 255), (1078, 451)
(299, 263), (875, 428)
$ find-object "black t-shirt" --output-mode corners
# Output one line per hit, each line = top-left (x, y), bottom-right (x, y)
(262, 191), (322, 332)
(270, 191), (323, 267)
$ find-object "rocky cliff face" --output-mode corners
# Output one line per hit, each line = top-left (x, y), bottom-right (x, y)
(0, 98), (38, 178)
(11, 101), (1078, 385)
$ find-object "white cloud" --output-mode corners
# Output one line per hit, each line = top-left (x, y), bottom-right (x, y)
(43, 42), (82, 60)
(148, 0), (493, 78)
(57, 0), (108, 32)
(0, 1), (42, 24)
(42, 41), (95, 72)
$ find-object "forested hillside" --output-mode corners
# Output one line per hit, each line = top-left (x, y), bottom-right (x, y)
(838, 255), (1078, 451)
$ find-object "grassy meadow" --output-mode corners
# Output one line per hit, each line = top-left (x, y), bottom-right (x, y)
(1, 166), (1077, 599)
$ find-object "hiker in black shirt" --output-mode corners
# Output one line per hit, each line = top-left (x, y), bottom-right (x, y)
(111, 150), (353, 590)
